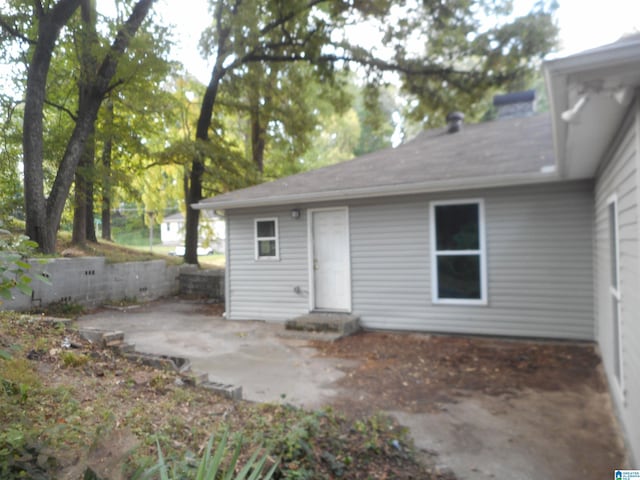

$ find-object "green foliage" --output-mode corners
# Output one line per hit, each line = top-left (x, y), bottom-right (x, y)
(0, 351), (62, 480)
(61, 351), (89, 368)
(145, 429), (278, 480)
(398, 1), (558, 126)
(38, 300), (85, 318)
(0, 227), (49, 301)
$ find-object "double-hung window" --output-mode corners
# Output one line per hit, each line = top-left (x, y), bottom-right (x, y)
(430, 199), (486, 304)
(608, 195), (623, 390)
(255, 218), (279, 260)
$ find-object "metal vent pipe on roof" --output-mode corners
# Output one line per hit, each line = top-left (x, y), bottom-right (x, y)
(446, 111), (464, 133)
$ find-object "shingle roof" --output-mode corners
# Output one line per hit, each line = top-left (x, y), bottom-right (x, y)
(196, 113), (556, 210)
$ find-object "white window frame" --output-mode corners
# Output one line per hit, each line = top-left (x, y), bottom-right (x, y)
(430, 198), (487, 305)
(607, 194), (624, 396)
(254, 217), (279, 261)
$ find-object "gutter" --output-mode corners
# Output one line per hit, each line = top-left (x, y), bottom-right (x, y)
(192, 171), (566, 211)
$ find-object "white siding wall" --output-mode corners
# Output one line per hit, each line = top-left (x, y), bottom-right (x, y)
(350, 181), (594, 339)
(227, 209), (309, 321)
(227, 181), (594, 341)
(594, 103), (640, 466)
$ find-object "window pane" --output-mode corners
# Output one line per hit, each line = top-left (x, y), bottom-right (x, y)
(608, 202), (618, 289)
(612, 296), (621, 382)
(437, 255), (481, 299)
(257, 220), (275, 238)
(435, 204), (479, 250)
(258, 240), (276, 257)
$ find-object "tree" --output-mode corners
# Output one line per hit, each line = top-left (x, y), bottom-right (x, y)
(0, 0), (156, 253)
(183, 0), (557, 264)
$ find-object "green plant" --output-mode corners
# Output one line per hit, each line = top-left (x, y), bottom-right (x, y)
(0, 226), (49, 301)
(37, 300), (85, 318)
(145, 429), (278, 480)
(61, 351), (89, 368)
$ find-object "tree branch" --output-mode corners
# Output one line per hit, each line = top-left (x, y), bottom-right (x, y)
(258, 0), (328, 37)
(0, 16), (36, 44)
(43, 99), (77, 121)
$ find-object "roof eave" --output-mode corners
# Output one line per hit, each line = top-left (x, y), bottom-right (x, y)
(193, 172), (564, 211)
(544, 36), (640, 180)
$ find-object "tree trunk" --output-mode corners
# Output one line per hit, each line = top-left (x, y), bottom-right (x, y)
(71, 146), (89, 245)
(101, 100), (114, 241)
(85, 181), (96, 242)
(72, 130), (96, 245)
(250, 105), (266, 173)
(23, 0), (82, 253)
(184, 2), (230, 265)
(185, 65), (224, 265)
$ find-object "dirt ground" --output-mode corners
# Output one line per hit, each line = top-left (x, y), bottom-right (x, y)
(311, 332), (627, 479)
(312, 332), (604, 414)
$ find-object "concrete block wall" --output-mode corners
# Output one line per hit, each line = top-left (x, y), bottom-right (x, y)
(1, 257), (181, 311)
(179, 268), (224, 301)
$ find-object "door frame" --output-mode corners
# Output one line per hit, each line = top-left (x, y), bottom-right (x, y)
(307, 206), (352, 312)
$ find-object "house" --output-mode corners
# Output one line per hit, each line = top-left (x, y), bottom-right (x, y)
(195, 36), (640, 465)
(160, 211), (226, 254)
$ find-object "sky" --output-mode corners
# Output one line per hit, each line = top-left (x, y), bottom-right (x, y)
(155, 0), (640, 84)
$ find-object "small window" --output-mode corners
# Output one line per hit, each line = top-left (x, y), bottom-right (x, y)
(430, 200), (486, 304)
(255, 218), (279, 260)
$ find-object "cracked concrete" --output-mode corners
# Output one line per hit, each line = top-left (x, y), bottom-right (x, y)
(77, 299), (353, 408)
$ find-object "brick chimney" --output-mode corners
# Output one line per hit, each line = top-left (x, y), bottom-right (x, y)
(493, 90), (536, 119)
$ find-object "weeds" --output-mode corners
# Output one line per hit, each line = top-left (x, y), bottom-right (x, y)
(61, 351), (89, 368)
(143, 429), (278, 480)
(37, 300), (85, 318)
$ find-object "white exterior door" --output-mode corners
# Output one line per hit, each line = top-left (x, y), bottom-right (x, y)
(309, 208), (351, 311)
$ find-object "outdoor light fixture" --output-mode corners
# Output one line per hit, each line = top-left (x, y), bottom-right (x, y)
(561, 94), (588, 123)
(290, 208), (301, 219)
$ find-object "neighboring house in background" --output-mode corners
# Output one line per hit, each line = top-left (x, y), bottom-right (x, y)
(195, 36), (640, 465)
(160, 211), (226, 254)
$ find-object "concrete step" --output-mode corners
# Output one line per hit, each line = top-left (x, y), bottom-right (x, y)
(276, 329), (346, 342)
(115, 343), (136, 354)
(201, 380), (242, 400)
(285, 312), (360, 338)
(102, 331), (125, 344)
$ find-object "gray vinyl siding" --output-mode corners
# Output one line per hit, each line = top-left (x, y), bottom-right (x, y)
(594, 103), (640, 466)
(350, 181), (594, 339)
(226, 181), (594, 341)
(227, 209), (309, 321)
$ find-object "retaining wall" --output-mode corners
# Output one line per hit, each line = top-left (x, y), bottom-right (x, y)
(179, 267), (224, 301)
(1, 257), (181, 311)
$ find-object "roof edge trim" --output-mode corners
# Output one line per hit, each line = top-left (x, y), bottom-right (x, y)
(193, 172), (565, 211)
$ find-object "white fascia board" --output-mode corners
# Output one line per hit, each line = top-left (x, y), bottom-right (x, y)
(544, 38), (640, 76)
(543, 66), (569, 178)
(191, 172), (563, 211)
(544, 38), (640, 181)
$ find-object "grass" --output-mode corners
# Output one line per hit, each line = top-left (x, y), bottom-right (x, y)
(54, 231), (225, 267)
(125, 244), (226, 268)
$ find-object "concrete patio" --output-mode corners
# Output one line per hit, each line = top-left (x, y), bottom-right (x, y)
(76, 299), (628, 479)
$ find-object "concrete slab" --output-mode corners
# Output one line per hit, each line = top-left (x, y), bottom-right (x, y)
(391, 387), (626, 479)
(76, 299), (355, 409)
(76, 299), (627, 478)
